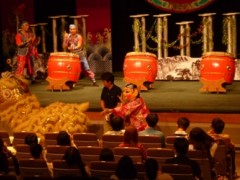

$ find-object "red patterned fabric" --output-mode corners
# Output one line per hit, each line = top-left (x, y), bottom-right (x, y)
(112, 97), (150, 131)
(146, 0), (216, 13)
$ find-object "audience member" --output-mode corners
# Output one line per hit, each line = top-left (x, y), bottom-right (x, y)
(57, 131), (71, 146)
(63, 146), (90, 178)
(145, 158), (173, 180)
(24, 133), (38, 145)
(189, 127), (217, 179)
(165, 138), (202, 180)
(174, 117), (190, 137)
(104, 114), (125, 135)
(139, 113), (165, 147)
(99, 147), (115, 161)
(207, 117), (237, 178)
(0, 138), (19, 175)
(29, 143), (43, 159)
(110, 155), (137, 180)
(118, 125), (147, 162)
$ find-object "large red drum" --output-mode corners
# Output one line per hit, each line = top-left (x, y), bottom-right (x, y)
(47, 52), (81, 83)
(123, 52), (158, 83)
(200, 51), (235, 84)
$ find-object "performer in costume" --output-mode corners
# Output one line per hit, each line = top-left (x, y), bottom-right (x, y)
(62, 24), (98, 86)
(15, 20), (35, 81)
(102, 83), (150, 131)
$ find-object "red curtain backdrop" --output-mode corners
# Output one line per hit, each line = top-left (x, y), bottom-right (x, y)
(76, 0), (111, 44)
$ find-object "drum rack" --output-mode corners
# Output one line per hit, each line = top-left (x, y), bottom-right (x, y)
(46, 77), (70, 91)
(199, 78), (226, 93)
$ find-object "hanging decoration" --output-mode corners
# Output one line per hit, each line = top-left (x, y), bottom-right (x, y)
(146, 0), (216, 13)
(133, 19), (203, 52)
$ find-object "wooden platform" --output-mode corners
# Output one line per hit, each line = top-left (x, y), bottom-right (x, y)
(85, 111), (240, 124)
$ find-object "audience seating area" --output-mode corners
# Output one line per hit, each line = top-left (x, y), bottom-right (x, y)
(0, 131), (236, 180)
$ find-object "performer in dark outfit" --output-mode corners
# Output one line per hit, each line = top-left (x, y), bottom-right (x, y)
(100, 72), (122, 111)
(100, 72), (122, 132)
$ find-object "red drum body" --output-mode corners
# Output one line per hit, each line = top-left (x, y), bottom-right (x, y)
(47, 52), (81, 82)
(200, 52), (235, 84)
(123, 52), (158, 83)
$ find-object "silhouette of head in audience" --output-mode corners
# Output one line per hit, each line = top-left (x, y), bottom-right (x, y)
(30, 143), (43, 159)
(0, 138), (3, 149)
(174, 137), (189, 155)
(63, 146), (87, 177)
(146, 113), (159, 128)
(57, 131), (71, 146)
(123, 125), (138, 145)
(211, 117), (225, 134)
(145, 158), (159, 180)
(189, 127), (215, 151)
(177, 117), (190, 131)
(109, 114), (124, 131)
(0, 138), (9, 174)
(99, 147), (114, 161)
(115, 155), (137, 179)
(24, 133), (38, 145)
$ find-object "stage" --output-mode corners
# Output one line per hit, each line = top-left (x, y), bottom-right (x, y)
(30, 72), (240, 114)
(29, 73), (240, 148)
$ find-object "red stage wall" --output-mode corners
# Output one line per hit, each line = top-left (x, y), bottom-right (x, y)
(76, 0), (111, 44)
(0, 0), (34, 31)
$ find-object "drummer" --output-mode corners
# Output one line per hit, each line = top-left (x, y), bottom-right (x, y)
(62, 24), (98, 86)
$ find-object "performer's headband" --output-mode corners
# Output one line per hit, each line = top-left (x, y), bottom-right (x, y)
(69, 24), (77, 29)
(125, 83), (137, 89)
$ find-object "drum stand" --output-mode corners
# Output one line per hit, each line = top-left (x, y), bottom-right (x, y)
(175, 21), (194, 57)
(199, 78), (226, 93)
(126, 14), (155, 91)
(46, 77), (70, 91)
(153, 14), (171, 58)
(198, 13), (216, 54)
(37, 23), (48, 53)
(223, 12), (240, 58)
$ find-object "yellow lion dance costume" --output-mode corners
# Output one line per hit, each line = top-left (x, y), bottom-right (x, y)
(0, 71), (89, 140)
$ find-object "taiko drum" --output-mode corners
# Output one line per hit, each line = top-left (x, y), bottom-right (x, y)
(47, 52), (81, 82)
(200, 51), (235, 84)
(123, 52), (158, 83)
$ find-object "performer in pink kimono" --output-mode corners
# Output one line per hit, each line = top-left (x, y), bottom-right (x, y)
(102, 83), (150, 131)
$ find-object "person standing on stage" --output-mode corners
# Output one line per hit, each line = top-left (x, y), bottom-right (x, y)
(62, 24), (98, 86)
(100, 72), (122, 132)
(15, 20), (35, 81)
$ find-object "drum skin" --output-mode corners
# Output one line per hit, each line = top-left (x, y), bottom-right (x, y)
(200, 52), (235, 84)
(47, 52), (81, 82)
(123, 52), (158, 83)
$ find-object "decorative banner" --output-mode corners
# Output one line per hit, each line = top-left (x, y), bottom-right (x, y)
(146, 0), (216, 13)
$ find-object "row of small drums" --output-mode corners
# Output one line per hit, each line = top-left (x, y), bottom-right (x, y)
(46, 51), (235, 85)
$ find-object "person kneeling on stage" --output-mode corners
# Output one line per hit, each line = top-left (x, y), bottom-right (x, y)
(102, 83), (150, 131)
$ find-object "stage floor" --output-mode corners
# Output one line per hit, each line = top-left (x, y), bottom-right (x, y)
(29, 73), (240, 114)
